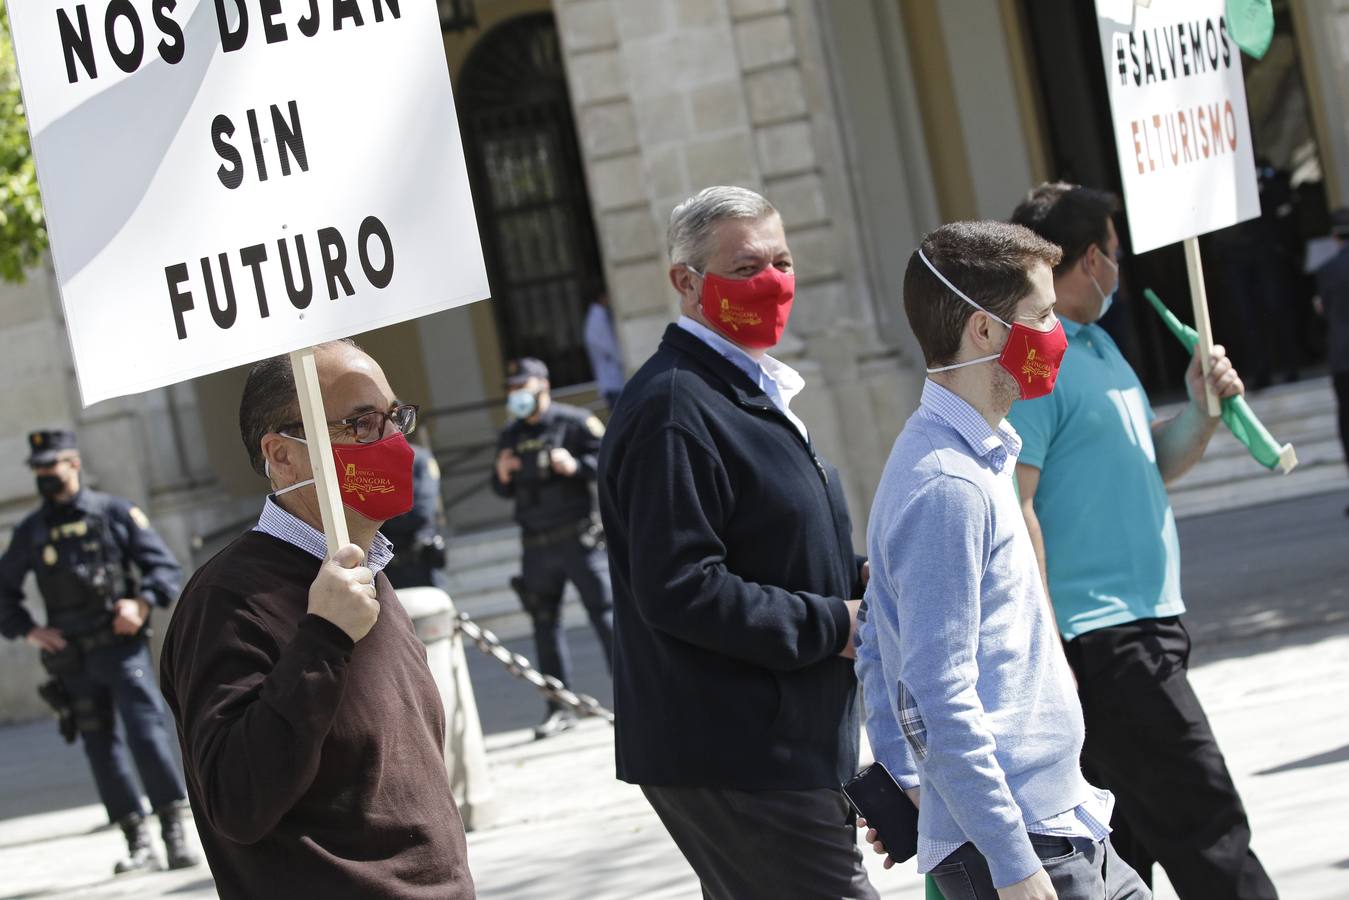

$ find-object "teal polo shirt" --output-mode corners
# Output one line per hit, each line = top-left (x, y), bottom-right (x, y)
(1006, 317), (1184, 640)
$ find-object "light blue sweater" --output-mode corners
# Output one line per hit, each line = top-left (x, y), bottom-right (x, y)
(857, 382), (1090, 888)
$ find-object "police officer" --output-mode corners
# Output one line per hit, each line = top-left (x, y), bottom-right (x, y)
(382, 442), (450, 591)
(490, 358), (614, 739)
(0, 430), (198, 874)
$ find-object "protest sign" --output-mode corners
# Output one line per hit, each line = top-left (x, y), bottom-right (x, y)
(6, 0), (489, 408)
(1095, 0), (1261, 413)
(1096, 1), (1260, 253)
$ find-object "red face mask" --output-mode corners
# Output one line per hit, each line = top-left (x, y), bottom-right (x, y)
(919, 249), (1068, 401)
(688, 264), (795, 349)
(275, 431), (415, 522)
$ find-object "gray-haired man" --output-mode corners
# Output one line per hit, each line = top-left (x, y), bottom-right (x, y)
(597, 186), (876, 899)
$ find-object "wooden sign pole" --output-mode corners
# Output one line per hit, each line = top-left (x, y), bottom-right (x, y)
(1182, 237), (1223, 417)
(290, 347), (349, 555)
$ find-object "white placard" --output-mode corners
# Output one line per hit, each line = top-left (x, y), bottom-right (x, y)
(1095, 1), (1260, 254)
(7, 0), (489, 405)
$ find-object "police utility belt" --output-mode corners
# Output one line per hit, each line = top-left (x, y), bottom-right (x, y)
(521, 516), (604, 550)
(39, 626), (145, 677)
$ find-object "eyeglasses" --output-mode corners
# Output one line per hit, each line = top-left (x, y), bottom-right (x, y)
(279, 404), (419, 444)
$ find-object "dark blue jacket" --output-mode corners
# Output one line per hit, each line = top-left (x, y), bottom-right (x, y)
(598, 324), (864, 789)
(0, 489), (182, 639)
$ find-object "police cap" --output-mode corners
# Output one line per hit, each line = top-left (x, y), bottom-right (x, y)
(27, 429), (79, 466)
(505, 357), (549, 387)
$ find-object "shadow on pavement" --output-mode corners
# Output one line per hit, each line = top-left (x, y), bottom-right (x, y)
(1178, 489), (1349, 665)
(1255, 743), (1349, 776)
(164, 878), (217, 895)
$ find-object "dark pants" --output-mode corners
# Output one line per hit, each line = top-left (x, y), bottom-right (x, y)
(62, 640), (187, 822)
(1334, 371), (1349, 467)
(930, 835), (1149, 900)
(641, 784), (879, 900)
(1064, 617), (1278, 900)
(518, 532), (613, 703)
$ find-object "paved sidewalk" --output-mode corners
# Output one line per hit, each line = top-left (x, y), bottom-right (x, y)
(1, 491), (1346, 899)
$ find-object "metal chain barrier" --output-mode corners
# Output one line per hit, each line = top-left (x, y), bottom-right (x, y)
(455, 611), (615, 724)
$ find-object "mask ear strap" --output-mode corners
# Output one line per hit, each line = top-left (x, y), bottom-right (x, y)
(918, 248), (1011, 328)
(273, 478), (316, 498)
(266, 432), (312, 495)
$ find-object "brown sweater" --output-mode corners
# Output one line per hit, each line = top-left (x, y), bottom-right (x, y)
(161, 531), (474, 899)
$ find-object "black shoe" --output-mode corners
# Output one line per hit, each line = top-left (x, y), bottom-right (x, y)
(113, 813), (161, 875)
(157, 801), (200, 870)
(533, 708), (578, 740)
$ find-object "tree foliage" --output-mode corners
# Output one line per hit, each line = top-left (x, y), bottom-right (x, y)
(0, 0), (47, 284)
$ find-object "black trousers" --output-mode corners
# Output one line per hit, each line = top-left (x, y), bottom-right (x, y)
(518, 532), (613, 704)
(641, 784), (879, 900)
(1064, 617), (1277, 900)
(1333, 371), (1349, 467)
(63, 640), (188, 822)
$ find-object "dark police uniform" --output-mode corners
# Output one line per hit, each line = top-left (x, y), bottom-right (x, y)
(490, 401), (614, 708)
(0, 430), (192, 870)
(382, 444), (449, 591)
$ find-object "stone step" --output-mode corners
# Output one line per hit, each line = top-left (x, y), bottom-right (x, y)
(1153, 375), (1344, 518)
(1192, 414), (1335, 463)
(1154, 377), (1337, 429)
(1171, 458), (1349, 519)
(1177, 437), (1344, 491)
(445, 525), (521, 569)
(444, 556), (520, 598)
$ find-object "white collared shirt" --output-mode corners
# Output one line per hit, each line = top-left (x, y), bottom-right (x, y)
(676, 316), (809, 440)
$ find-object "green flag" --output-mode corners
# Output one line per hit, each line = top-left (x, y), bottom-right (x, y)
(1227, 0), (1275, 59)
(1143, 289), (1296, 473)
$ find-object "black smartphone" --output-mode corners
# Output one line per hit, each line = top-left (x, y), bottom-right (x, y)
(841, 761), (919, 863)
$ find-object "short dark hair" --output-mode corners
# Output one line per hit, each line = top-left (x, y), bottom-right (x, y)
(903, 221), (1063, 368)
(1010, 182), (1119, 275)
(238, 338), (361, 477)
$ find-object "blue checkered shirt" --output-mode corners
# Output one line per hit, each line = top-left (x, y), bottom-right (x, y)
(253, 495), (394, 574)
(909, 380), (1113, 870)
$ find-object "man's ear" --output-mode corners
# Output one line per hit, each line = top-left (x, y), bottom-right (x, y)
(967, 310), (998, 353)
(669, 265), (701, 316)
(260, 433), (302, 481)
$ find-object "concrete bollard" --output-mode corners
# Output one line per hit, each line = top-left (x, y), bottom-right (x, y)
(394, 586), (498, 831)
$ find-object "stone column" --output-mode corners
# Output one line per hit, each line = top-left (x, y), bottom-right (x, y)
(552, 0), (923, 530)
(1293, 0), (1349, 206)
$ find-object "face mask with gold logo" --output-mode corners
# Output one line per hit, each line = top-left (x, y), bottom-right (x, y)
(272, 432), (415, 522)
(684, 263), (795, 349)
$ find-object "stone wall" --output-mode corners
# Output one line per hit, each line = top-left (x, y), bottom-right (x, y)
(552, 0), (924, 529)
(1296, 0), (1349, 206)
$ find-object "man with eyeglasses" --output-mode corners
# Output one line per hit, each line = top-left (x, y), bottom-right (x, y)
(160, 339), (474, 899)
(0, 429), (197, 875)
(1007, 184), (1274, 900)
